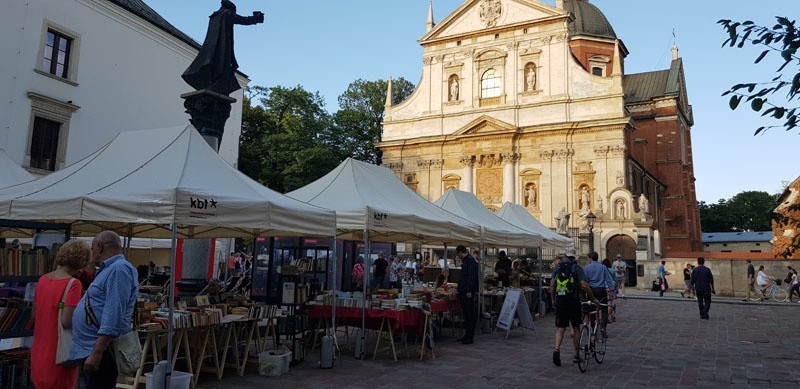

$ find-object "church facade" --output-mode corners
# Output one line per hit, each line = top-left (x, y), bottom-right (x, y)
(379, 0), (701, 261)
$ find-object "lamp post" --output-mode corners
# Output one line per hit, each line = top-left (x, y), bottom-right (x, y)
(586, 211), (596, 253)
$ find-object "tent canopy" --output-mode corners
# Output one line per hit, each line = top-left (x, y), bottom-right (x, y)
(433, 189), (542, 247)
(495, 202), (572, 250)
(287, 158), (480, 244)
(0, 126), (336, 238)
(0, 149), (35, 189)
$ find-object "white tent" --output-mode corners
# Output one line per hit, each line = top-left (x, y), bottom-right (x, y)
(0, 126), (336, 238)
(495, 202), (572, 250)
(433, 189), (542, 247)
(287, 158), (480, 244)
(0, 149), (35, 189)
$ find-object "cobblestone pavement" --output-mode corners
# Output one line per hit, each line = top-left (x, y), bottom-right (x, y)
(196, 291), (800, 389)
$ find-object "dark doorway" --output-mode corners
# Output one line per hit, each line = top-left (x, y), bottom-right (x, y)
(606, 234), (637, 287)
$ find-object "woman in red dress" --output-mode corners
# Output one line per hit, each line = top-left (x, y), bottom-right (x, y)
(31, 240), (91, 389)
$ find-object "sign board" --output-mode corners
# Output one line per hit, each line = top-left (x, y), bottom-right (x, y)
(495, 289), (535, 331)
(282, 282), (296, 305)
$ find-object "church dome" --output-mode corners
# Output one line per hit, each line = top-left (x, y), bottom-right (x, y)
(563, 0), (617, 40)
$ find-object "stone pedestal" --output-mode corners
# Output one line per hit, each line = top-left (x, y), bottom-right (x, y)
(181, 89), (236, 151)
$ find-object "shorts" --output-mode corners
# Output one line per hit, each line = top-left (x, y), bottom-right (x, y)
(616, 276), (625, 289)
(684, 279), (692, 289)
(554, 298), (581, 328)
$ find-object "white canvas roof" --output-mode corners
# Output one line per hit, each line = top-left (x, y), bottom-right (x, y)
(0, 149), (35, 189)
(287, 158), (480, 244)
(433, 189), (542, 247)
(0, 126), (336, 238)
(495, 202), (573, 250)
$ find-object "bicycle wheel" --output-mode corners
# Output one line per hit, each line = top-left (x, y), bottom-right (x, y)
(594, 326), (607, 363)
(772, 288), (788, 302)
(578, 325), (590, 373)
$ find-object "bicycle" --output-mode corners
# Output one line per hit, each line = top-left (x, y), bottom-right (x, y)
(577, 300), (608, 373)
(749, 280), (788, 302)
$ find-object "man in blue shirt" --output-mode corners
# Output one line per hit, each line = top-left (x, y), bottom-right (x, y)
(71, 231), (138, 388)
(690, 257), (715, 320)
(584, 252), (615, 332)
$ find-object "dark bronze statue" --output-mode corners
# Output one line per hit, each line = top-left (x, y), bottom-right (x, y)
(182, 0), (264, 96)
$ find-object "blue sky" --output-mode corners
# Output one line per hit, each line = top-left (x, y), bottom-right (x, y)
(147, 0), (799, 203)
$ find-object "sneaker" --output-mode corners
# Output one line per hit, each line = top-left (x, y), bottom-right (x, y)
(573, 354), (583, 363)
(680, 292), (685, 298)
(552, 349), (561, 366)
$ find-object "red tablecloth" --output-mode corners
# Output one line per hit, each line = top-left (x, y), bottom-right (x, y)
(429, 299), (461, 313)
(307, 305), (425, 336)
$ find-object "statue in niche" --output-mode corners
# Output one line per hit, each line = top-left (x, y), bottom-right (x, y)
(449, 77), (459, 101)
(524, 183), (537, 208)
(638, 193), (650, 214)
(526, 66), (536, 91)
(616, 170), (624, 186)
(596, 195), (603, 212)
(579, 186), (591, 211)
(182, 1), (265, 95)
(555, 208), (570, 234)
(616, 200), (626, 220)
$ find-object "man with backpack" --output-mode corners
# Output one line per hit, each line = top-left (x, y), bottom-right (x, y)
(550, 247), (594, 366)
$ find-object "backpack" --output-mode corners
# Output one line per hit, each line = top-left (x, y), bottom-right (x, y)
(554, 262), (579, 299)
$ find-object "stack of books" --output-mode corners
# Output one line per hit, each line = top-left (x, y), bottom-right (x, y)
(0, 348), (30, 388)
(0, 300), (33, 334)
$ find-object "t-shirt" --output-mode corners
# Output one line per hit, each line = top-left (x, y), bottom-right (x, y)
(747, 264), (755, 278)
(612, 260), (627, 278)
(756, 270), (769, 286)
(792, 273), (799, 286)
(389, 262), (402, 282)
(374, 257), (388, 277)
(683, 268), (692, 281)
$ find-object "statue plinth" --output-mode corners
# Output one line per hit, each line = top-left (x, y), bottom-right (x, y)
(181, 89), (236, 151)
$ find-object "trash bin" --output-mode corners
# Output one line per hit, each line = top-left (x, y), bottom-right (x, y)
(145, 371), (192, 389)
(259, 350), (292, 377)
(481, 311), (492, 334)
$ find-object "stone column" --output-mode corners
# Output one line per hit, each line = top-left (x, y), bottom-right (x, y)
(459, 156), (475, 192)
(501, 153), (519, 203)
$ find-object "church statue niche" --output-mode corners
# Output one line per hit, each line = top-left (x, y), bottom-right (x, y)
(615, 199), (626, 220)
(524, 183), (537, 208)
(524, 62), (537, 92)
(578, 185), (591, 211)
(448, 74), (460, 101)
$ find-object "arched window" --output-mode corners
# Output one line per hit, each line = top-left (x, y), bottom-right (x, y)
(481, 68), (501, 98)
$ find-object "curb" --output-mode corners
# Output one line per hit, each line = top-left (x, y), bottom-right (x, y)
(623, 292), (799, 307)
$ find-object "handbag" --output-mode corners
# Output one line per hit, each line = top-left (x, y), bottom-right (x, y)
(85, 291), (142, 376)
(56, 278), (78, 365)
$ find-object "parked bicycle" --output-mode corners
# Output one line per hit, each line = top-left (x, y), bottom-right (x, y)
(577, 300), (608, 373)
(749, 280), (788, 302)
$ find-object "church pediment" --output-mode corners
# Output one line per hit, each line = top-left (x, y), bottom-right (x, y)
(421, 0), (566, 44)
(452, 115), (517, 137)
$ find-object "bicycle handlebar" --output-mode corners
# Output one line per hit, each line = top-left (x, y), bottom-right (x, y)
(581, 300), (609, 307)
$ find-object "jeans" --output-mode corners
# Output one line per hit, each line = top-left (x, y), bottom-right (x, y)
(696, 290), (711, 318)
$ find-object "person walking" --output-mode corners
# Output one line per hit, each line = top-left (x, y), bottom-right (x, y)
(371, 252), (389, 290)
(550, 248), (593, 366)
(786, 267), (799, 302)
(744, 260), (755, 301)
(657, 260), (670, 297)
(31, 240), (91, 389)
(690, 257), (714, 320)
(584, 252), (615, 333)
(612, 254), (627, 299)
(70, 231), (139, 388)
(351, 256), (365, 292)
(681, 263), (695, 299)
(456, 245), (479, 345)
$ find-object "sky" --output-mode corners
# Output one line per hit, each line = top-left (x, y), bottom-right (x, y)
(146, 0), (799, 204)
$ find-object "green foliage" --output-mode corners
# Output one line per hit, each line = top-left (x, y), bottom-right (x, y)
(333, 78), (415, 164)
(699, 191), (779, 232)
(719, 17), (800, 134)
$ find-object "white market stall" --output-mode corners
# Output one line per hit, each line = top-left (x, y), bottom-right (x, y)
(495, 202), (572, 250)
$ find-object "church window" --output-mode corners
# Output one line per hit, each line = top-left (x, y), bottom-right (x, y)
(592, 66), (603, 76)
(42, 29), (72, 79)
(481, 68), (501, 98)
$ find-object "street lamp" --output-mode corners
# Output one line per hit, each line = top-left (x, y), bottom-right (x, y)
(586, 211), (597, 253)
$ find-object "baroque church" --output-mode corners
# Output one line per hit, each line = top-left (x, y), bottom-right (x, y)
(378, 0), (702, 261)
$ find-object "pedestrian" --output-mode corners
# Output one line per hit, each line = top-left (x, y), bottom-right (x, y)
(612, 254), (627, 299)
(31, 240), (91, 389)
(690, 257), (714, 320)
(389, 256), (403, 289)
(657, 260), (671, 297)
(788, 268), (800, 302)
(744, 259), (755, 301)
(783, 266), (796, 298)
(495, 250), (512, 287)
(601, 258), (617, 322)
(550, 247), (593, 366)
(456, 245), (479, 345)
(681, 263), (695, 299)
(351, 256), (365, 292)
(70, 231), (139, 388)
(584, 252), (614, 332)
(371, 252), (389, 290)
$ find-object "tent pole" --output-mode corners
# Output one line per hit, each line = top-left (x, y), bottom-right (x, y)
(479, 233), (485, 321)
(331, 230), (337, 344)
(358, 228), (369, 359)
(166, 223), (177, 377)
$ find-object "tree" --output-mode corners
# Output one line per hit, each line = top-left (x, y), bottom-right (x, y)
(238, 85), (343, 193)
(699, 191), (778, 232)
(333, 78), (415, 164)
(719, 17), (800, 134)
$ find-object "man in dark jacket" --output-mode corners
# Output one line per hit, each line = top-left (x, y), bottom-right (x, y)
(494, 250), (512, 287)
(456, 245), (479, 344)
(690, 257), (715, 320)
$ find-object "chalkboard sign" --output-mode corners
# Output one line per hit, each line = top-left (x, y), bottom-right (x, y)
(495, 289), (535, 332)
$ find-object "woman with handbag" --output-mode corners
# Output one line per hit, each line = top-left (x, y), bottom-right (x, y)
(31, 240), (91, 389)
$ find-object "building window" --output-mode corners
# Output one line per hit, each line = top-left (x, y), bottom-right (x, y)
(42, 29), (72, 79)
(29, 117), (61, 171)
(481, 68), (501, 98)
(755, 243), (761, 246)
(750, 250), (762, 253)
(592, 66), (603, 76)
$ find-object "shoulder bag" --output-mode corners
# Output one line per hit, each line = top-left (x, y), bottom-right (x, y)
(56, 278), (78, 365)
(85, 290), (142, 376)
